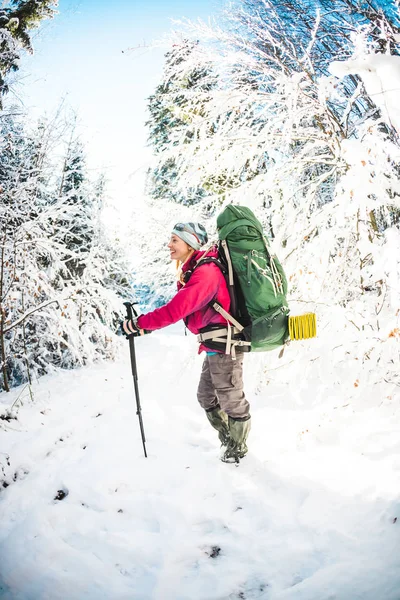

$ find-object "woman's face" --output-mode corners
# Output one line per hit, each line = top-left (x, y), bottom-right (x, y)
(168, 234), (192, 262)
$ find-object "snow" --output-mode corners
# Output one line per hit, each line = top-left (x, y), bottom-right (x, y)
(2, 3), (400, 597)
(1, 324), (400, 599)
(330, 53), (400, 134)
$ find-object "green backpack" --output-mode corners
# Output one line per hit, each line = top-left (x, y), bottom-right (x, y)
(196, 205), (290, 355)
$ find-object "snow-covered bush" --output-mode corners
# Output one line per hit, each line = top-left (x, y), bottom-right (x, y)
(0, 113), (130, 391)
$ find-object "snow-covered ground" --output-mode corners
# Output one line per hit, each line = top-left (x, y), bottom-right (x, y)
(1, 324), (400, 600)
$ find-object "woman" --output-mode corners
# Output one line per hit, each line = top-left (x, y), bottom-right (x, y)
(122, 222), (251, 463)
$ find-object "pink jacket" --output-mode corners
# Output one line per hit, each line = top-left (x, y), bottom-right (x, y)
(137, 249), (230, 350)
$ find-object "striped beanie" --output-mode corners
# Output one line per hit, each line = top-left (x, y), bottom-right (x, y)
(171, 222), (208, 250)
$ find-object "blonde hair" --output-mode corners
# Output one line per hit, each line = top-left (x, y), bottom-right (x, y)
(176, 249), (194, 284)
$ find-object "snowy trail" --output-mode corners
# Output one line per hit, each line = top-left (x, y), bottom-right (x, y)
(1, 327), (400, 600)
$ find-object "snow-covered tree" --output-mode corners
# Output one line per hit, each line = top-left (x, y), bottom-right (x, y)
(0, 112), (130, 392)
(0, 0), (58, 104)
(150, 24), (345, 218)
(56, 135), (97, 277)
(146, 0), (400, 218)
(140, 1), (400, 392)
(0, 114), (67, 389)
(146, 39), (217, 206)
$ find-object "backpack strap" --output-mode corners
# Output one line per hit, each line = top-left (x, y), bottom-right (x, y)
(221, 240), (234, 286)
(182, 256), (227, 284)
(182, 257), (229, 328)
(211, 301), (244, 332)
(184, 253), (247, 356)
(183, 255), (235, 321)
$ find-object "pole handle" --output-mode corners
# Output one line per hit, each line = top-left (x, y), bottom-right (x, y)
(124, 301), (139, 321)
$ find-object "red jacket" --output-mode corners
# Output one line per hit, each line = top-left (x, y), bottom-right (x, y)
(137, 249), (230, 350)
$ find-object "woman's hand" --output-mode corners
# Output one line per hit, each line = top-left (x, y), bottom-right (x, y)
(121, 318), (143, 337)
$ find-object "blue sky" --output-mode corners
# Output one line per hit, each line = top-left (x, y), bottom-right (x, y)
(17, 0), (224, 204)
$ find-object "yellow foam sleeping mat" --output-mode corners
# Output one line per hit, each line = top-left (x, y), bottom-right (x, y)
(288, 313), (317, 341)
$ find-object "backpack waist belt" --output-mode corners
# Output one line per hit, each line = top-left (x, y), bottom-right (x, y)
(197, 326), (242, 342)
(197, 326), (251, 359)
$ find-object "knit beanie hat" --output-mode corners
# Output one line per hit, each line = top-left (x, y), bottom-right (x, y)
(171, 222), (208, 250)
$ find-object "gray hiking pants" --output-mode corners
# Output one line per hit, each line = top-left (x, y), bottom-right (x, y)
(197, 353), (250, 420)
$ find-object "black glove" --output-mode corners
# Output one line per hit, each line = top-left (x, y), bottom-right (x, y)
(120, 318), (152, 338)
(120, 318), (141, 338)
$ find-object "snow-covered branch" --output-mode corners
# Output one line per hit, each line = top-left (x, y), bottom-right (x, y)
(2, 299), (60, 334)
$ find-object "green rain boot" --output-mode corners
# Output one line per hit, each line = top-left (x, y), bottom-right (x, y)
(205, 406), (230, 446)
(221, 416), (251, 463)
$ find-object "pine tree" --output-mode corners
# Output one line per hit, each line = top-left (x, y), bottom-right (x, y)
(57, 137), (97, 277)
(0, 114), (64, 389)
(0, 0), (57, 104)
(0, 114), (130, 391)
(146, 39), (216, 206)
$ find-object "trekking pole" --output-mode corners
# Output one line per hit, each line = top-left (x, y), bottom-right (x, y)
(124, 301), (148, 458)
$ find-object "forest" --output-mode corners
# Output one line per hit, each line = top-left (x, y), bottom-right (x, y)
(1, 0), (399, 397)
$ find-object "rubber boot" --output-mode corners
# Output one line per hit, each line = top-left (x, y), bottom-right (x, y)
(205, 406), (230, 446)
(221, 416), (251, 463)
